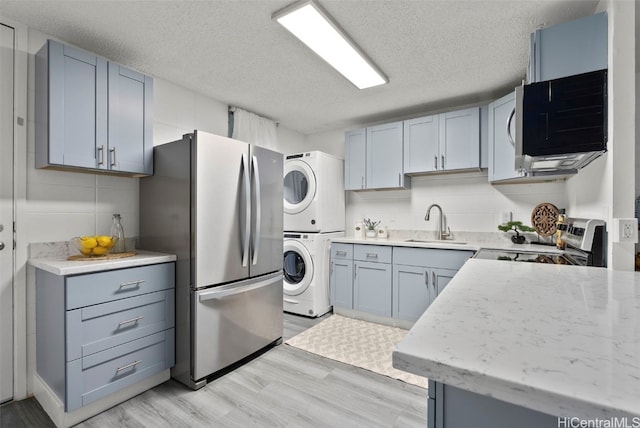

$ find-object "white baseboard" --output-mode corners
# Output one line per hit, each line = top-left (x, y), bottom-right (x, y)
(33, 370), (170, 428)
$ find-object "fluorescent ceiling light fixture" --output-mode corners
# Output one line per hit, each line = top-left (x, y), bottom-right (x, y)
(272, 0), (387, 89)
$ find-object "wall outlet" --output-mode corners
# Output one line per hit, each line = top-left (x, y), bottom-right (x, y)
(501, 211), (512, 224)
(613, 218), (638, 243)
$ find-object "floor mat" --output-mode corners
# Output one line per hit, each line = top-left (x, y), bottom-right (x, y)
(286, 314), (427, 388)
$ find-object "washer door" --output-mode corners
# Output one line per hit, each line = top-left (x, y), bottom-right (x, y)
(283, 159), (317, 215)
(283, 239), (314, 296)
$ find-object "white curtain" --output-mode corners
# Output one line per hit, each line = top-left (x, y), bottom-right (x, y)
(231, 107), (278, 150)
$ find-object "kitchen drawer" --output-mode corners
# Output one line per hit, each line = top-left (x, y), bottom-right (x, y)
(331, 243), (353, 260)
(65, 329), (174, 411)
(354, 244), (392, 263)
(394, 247), (473, 269)
(66, 290), (175, 361)
(66, 262), (175, 309)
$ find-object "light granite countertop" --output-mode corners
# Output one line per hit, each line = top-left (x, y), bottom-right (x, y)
(392, 258), (640, 420)
(29, 250), (176, 276)
(332, 234), (566, 254)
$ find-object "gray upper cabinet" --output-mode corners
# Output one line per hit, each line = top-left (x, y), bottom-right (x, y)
(403, 107), (481, 175)
(404, 115), (439, 173)
(344, 128), (367, 190)
(488, 91), (526, 182)
(529, 12), (607, 83)
(36, 39), (153, 177)
(438, 107), (480, 171)
(344, 122), (410, 191)
(36, 40), (107, 170)
(366, 121), (408, 189)
(107, 63), (153, 175)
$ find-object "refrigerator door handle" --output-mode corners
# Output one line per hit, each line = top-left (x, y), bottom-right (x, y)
(241, 153), (251, 267)
(251, 155), (261, 266)
(198, 273), (282, 301)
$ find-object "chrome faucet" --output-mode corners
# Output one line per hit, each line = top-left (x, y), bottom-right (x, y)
(425, 204), (451, 240)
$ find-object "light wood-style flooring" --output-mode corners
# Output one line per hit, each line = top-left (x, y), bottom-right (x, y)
(1, 312), (427, 428)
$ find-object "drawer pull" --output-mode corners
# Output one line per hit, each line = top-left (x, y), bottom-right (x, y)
(119, 280), (145, 289)
(116, 360), (141, 373)
(336, 250), (347, 256)
(366, 253), (378, 258)
(118, 316), (144, 326)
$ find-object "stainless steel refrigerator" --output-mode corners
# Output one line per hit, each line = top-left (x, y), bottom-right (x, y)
(140, 130), (283, 389)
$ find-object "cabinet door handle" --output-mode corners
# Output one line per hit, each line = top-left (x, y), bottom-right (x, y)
(354, 264), (357, 279)
(361, 176), (364, 189)
(432, 271), (437, 294)
(366, 253), (378, 258)
(398, 173), (401, 186)
(330, 261), (333, 275)
(441, 155), (445, 170)
(119, 279), (145, 289)
(506, 108), (516, 148)
(115, 360), (141, 373)
(434, 156), (438, 170)
(109, 147), (117, 167)
(424, 270), (428, 287)
(118, 316), (144, 326)
(97, 145), (105, 166)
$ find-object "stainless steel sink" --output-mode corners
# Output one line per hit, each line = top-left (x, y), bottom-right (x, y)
(404, 239), (467, 245)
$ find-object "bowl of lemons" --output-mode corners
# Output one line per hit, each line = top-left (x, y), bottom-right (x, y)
(71, 235), (118, 257)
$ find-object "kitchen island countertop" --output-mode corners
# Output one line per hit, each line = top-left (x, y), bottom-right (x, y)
(393, 258), (640, 419)
(29, 250), (176, 276)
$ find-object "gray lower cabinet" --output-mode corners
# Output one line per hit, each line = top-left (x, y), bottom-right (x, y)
(331, 243), (473, 323)
(353, 245), (393, 317)
(429, 380), (557, 428)
(36, 262), (175, 412)
(36, 39), (153, 176)
(330, 243), (354, 309)
(392, 247), (474, 322)
(354, 261), (392, 317)
(392, 264), (432, 321)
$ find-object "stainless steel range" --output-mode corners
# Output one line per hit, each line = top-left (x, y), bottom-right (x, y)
(474, 217), (606, 267)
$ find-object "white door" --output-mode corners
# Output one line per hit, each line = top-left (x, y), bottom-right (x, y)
(0, 22), (15, 404)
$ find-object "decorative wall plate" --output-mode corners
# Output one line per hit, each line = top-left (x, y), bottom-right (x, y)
(531, 203), (560, 237)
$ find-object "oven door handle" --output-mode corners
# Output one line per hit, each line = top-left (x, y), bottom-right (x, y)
(198, 272), (282, 302)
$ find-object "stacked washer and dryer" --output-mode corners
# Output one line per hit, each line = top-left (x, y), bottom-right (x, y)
(283, 151), (345, 317)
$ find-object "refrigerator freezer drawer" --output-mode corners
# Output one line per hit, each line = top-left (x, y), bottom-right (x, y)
(192, 272), (283, 382)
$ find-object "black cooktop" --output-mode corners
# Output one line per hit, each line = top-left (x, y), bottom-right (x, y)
(473, 249), (577, 265)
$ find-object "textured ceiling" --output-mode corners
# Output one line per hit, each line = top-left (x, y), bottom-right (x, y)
(1, 0), (599, 135)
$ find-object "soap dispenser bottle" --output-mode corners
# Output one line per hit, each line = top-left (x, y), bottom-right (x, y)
(110, 213), (126, 253)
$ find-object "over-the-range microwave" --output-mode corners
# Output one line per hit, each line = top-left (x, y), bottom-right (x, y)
(514, 69), (607, 176)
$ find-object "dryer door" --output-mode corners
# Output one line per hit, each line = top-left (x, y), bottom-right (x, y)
(283, 239), (314, 296)
(283, 159), (317, 215)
